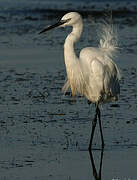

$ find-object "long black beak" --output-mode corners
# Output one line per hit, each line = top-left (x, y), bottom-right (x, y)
(39, 19), (68, 34)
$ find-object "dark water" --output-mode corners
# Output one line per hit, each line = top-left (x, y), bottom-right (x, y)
(1, 0), (137, 49)
(0, 1), (137, 180)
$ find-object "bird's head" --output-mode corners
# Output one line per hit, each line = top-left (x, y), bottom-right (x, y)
(60, 12), (82, 27)
(39, 12), (82, 34)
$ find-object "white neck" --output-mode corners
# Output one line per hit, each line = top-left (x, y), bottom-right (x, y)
(63, 19), (83, 96)
(64, 20), (83, 67)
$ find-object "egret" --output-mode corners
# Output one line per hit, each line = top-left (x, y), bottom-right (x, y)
(40, 12), (120, 150)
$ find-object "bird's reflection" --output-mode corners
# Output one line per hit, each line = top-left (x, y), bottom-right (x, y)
(89, 149), (104, 180)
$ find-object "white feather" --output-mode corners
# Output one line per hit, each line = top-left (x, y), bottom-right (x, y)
(61, 12), (120, 104)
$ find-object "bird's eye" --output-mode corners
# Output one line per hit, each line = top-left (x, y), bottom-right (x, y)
(66, 18), (71, 23)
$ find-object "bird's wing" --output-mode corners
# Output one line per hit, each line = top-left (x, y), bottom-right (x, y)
(90, 57), (120, 102)
(90, 58), (105, 93)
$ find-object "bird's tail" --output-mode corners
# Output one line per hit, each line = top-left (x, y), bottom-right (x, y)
(98, 15), (118, 58)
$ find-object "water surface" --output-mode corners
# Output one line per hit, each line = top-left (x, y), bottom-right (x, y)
(0, 1), (137, 180)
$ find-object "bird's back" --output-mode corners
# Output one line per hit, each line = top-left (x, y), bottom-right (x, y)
(79, 47), (120, 103)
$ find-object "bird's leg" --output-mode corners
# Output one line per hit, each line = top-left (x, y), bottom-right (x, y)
(89, 147), (104, 180)
(87, 100), (91, 105)
(97, 106), (104, 149)
(99, 148), (104, 179)
(88, 150), (98, 179)
(88, 105), (98, 151)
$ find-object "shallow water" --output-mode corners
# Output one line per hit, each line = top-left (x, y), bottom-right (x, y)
(0, 2), (137, 180)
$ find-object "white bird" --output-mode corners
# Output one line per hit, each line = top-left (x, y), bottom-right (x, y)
(40, 12), (120, 150)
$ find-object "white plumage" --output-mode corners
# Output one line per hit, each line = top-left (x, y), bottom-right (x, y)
(40, 12), (120, 150)
(61, 12), (120, 104)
